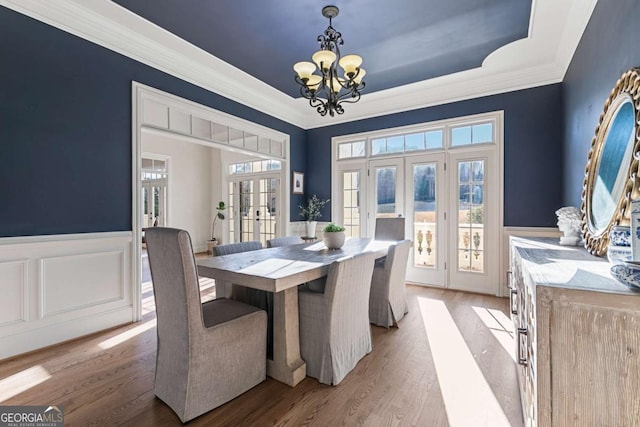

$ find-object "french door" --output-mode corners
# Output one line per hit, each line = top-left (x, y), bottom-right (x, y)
(228, 176), (280, 247)
(447, 149), (498, 294)
(337, 150), (498, 292)
(405, 153), (447, 287)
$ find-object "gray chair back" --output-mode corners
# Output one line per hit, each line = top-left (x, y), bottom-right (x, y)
(212, 240), (272, 357)
(298, 251), (376, 385)
(145, 227), (267, 422)
(213, 241), (262, 256)
(369, 239), (412, 327)
(145, 227), (201, 350)
(267, 236), (304, 248)
(375, 217), (405, 240)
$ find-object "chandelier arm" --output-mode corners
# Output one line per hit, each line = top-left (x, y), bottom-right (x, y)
(336, 90), (361, 104)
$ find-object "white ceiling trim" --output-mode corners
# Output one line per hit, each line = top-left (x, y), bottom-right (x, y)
(1, 0), (597, 130)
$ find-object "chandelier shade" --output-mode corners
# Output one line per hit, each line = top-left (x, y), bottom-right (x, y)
(293, 5), (366, 117)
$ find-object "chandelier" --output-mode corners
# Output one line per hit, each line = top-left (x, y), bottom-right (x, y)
(293, 5), (366, 117)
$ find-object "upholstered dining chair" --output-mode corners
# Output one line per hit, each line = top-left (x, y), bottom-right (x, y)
(266, 236), (304, 248)
(374, 217), (406, 240)
(212, 241), (263, 298)
(145, 228), (266, 423)
(369, 240), (412, 328)
(212, 241), (273, 358)
(298, 252), (377, 385)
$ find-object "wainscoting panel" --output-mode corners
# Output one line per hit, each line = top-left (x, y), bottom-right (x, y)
(0, 232), (133, 360)
(40, 250), (125, 318)
(0, 259), (28, 327)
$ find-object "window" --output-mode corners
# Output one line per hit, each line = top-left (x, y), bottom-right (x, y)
(371, 130), (444, 156)
(337, 141), (365, 159)
(451, 123), (493, 147)
(228, 159), (281, 175)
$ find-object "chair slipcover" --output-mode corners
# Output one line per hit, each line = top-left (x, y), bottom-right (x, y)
(298, 252), (377, 385)
(369, 240), (412, 328)
(212, 241), (263, 301)
(266, 236), (304, 248)
(374, 217), (406, 240)
(145, 228), (266, 423)
(212, 241), (273, 358)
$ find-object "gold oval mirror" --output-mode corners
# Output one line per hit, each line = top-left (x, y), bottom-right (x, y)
(582, 68), (640, 255)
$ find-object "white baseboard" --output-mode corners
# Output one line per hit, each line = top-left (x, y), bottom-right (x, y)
(0, 231), (134, 360)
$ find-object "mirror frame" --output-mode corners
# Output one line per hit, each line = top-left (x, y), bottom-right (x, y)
(581, 68), (640, 255)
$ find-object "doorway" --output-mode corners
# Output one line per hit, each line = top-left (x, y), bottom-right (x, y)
(331, 112), (503, 295)
(228, 175), (280, 247)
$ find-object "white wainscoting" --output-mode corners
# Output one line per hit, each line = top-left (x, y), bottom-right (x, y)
(0, 232), (133, 360)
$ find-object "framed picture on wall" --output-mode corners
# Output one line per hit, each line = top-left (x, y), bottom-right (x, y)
(292, 171), (304, 194)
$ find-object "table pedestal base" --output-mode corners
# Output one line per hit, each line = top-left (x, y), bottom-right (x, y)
(267, 287), (306, 386)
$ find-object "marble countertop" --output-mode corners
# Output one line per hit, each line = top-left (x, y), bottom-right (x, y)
(510, 236), (640, 296)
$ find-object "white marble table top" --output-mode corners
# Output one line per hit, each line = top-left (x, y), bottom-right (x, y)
(197, 237), (391, 293)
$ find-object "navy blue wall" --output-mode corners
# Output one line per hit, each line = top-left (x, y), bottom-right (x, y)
(306, 84), (564, 227)
(562, 0), (640, 207)
(0, 7), (306, 237)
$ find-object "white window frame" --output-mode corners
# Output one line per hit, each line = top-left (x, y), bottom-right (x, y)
(331, 110), (504, 295)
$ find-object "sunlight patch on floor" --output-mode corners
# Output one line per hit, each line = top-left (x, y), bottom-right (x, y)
(472, 306), (516, 363)
(0, 365), (51, 402)
(418, 297), (511, 427)
(98, 319), (157, 350)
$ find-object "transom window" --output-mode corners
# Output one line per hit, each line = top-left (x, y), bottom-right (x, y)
(338, 141), (365, 159)
(228, 159), (281, 175)
(451, 123), (493, 146)
(336, 117), (495, 161)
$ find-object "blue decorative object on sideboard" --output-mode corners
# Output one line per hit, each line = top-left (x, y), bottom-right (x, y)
(631, 200), (640, 261)
(610, 261), (640, 290)
(607, 225), (632, 264)
(609, 225), (631, 247)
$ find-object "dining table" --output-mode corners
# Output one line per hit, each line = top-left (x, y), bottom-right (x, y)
(196, 237), (392, 387)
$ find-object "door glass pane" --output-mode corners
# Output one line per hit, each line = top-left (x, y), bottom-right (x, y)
(413, 163), (437, 268)
(342, 171), (360, 237)
(457, 160), (484, 272)
(228, 182), (236, 243)
(376, 167), (396, 217)
(258, 178), (278, 246)
(239, 180), (254, 242)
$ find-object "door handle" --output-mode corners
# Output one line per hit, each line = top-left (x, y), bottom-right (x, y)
(517, 327), (528, 366)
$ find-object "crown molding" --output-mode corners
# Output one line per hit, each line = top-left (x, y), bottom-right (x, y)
(1, 0), (597, 130)
(0, 0), (307, 127)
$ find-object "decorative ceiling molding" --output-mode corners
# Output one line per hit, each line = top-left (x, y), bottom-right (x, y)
(1, 0), (598, 130)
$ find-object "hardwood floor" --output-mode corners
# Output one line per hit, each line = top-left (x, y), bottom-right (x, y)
(0, 255), (523, 426)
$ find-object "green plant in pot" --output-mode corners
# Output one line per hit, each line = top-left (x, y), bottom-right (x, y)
(299, 194), (330, 238)
(323, 222), (346, 249)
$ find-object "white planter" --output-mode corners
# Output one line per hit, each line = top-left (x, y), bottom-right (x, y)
(305, 221), (318, 238)
(323, 231), (345, 249)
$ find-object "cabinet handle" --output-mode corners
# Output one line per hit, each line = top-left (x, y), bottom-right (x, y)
(506, 270), (513, 289)
(517, 327), (528, 366)
(510, 289), (518, 315)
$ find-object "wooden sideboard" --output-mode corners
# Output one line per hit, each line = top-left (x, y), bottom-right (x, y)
(509, 237), (640, 426)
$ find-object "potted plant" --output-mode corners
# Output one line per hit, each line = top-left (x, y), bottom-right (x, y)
(299, 194), (330, 238)
(323, 222), (346, 249)
(208, 201), (226, 254)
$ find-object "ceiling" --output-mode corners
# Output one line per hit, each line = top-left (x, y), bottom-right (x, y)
(111, 0), (532, 98)
(1, 0), (598, 129)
